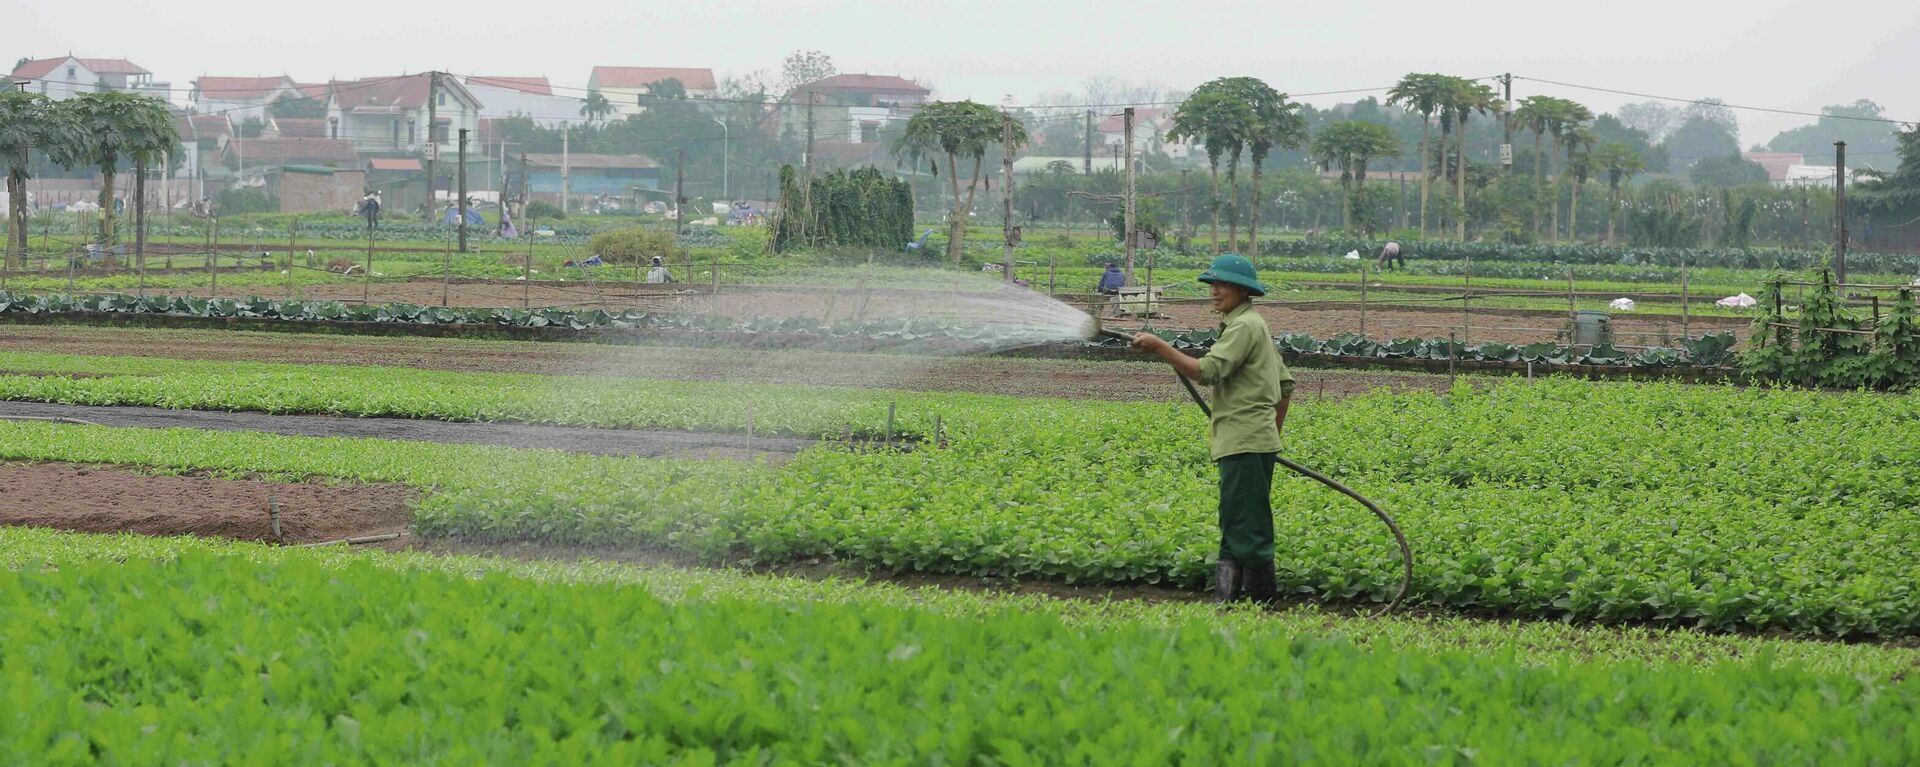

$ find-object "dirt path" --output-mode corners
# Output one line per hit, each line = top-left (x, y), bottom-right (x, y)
(0, 401), (812, 460)
(0, 326), (1475, 402)
(1147, 302), (1752, 347)
(0, 461), (411, 544)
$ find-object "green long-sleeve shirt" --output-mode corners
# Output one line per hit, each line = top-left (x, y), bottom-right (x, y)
(1196, 302), (1293, 461)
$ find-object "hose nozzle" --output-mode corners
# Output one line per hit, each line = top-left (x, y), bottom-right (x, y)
(1082, 315), (1133, 343)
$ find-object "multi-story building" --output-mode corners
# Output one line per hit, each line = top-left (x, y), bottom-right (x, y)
(587, 66), (716, 117)
(322, 73), (481, 158)
(10, 56), (171, 101)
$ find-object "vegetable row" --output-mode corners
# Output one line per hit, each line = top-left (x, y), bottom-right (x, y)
(2, 357), (1918, 637)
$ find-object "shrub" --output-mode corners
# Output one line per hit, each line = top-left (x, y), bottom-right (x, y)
(588, 227), (676, 264)
(525, 200), (565, 220)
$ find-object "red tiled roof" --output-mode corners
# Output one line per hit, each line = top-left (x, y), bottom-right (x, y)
(368, 158), (422, 171)
(227, 137), (359, 165)
(591, 66), (716, 91)
(176, 113), (232, 139)
(196, 76), (294, 101)
(273, 118), (327, 138)
(803, 74), (929, 95)
(327, 74), (475, 113)
(294, 82), (329, 99)
(81, 58), (149, 75)
(1097, 107), (1170, 134)
(466, 76), (552, 95)
(1743, 152), (1805, 182)
(11, 56), (150, 81)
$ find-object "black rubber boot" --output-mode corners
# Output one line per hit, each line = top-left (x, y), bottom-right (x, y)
(1214, 559), (1244, 603)
(1244, 560), (1278, 607)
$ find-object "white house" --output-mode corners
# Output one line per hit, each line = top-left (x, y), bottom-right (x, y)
(10, 56), (171, 102)
(323, 73), (481, 157)
(461, 76), (580, 128)
(1098, 108), (1190, 159)
(189, 76), (308, 124)
(587, 66), (716, 117)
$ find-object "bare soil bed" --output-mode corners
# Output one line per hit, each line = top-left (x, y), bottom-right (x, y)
(0, 461), (411, 544)
(0, 326), (1476, 402)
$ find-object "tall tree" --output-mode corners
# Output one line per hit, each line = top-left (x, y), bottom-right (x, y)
(1386, 73), (1447, 237)
(1594, 142), (1645, 243)
(1547, 99), (1593, 242)
(1512, 96), (1556, 238)
(892, 101), (1024, 263)
(58, 91), (177, 248)
(1242, 85), (1306, 255)
(0, 91), (70, 266)
(579, 92), (614, 125)
(779, 50), (837, 95)
(1562, 125), (1596, 241)
(1446, 79), (1500, 240)
(1167, 90), (1256, 254)
(1311, 120), (1399, 233)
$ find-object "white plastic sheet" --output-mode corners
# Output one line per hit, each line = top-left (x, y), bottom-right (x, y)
(1716, 293), (1758, 308)
(1609, 298), (1636, 311)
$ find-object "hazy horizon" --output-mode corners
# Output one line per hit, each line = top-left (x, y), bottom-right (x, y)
(10, 0), (1917, 152)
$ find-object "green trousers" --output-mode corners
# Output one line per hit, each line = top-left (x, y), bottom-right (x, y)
(1216, 452), (1277, 564)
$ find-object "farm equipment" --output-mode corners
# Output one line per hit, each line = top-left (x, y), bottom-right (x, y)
(1085, 316), (1414, 614)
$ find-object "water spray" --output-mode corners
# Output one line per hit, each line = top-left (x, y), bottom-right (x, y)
(1083, 315), (1413, 615)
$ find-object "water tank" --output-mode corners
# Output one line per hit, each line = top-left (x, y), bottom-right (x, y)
(1572, 310), (1612, 346)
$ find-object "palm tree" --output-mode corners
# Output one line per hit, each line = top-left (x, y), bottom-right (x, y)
(1387, 73), (1447, 237)
(1546, 99), (1592, 242)
(1561, 124), (1596, 241)
(1311, 121), (1400, 233)
(580, 92), (614, 125)
(892, 100), (1024, 264)
(1446, 79), (1498, 240)
(58, 91), (177, 251)
(1511, 96), (1556, 238)
(1594, 142), (1645, 243)
(1187, 78), (1265, 252)
(1167, 91), (1256, 254)
(1231, 79), (1306, 256)
(0, 91), (70, 268)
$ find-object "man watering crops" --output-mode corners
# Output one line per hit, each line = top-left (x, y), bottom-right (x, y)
(1130, 254), (1294, 604)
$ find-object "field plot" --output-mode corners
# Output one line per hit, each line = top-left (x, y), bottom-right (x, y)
(3, 528), (1917, 764)
(3, 349), (1918, 638)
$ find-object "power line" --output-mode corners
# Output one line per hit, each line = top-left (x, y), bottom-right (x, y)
(1513, 75), (1919, 127)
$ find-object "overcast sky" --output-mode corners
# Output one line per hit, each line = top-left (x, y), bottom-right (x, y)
(11, 0), (1918, 149)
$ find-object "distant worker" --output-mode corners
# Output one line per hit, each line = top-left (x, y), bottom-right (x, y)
(1129, 254), (1294, 604)
(1097, 262), (1126, 294)
(1377, 240), (1406, 272)
(645, 256), (674, 284)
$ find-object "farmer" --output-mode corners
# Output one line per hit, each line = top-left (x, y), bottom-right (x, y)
(1130, 254), (1294, 604)
(645, 256), (674, 284)
(1097, 262), (1126, 294)
(1377, 240), (1406, 271)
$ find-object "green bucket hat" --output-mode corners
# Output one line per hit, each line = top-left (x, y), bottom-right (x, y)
(1197, 254), (1267, 297)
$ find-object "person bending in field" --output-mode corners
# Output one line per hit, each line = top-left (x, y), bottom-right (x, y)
(645, 256), (675, 284)
(1377, 240), (1406, 272)
(1130, 254), (1294, 604)
(1097, 262), (1126, 294)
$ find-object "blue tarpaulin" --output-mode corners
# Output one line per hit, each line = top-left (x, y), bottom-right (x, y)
(441, 207), (485, 226)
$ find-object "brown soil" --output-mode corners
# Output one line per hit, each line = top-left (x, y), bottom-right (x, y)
(0, 461), (412, 544)
(0, 326), (1475, 402)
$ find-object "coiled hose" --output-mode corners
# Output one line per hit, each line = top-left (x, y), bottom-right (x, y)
(1174, 374), (1413, 616)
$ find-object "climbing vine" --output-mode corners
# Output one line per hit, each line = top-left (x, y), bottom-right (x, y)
(1742, 266), (1919, 390)
(770, 165), (913, 253)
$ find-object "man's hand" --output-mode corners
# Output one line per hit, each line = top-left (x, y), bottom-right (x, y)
(1129, 332), (1169, 353)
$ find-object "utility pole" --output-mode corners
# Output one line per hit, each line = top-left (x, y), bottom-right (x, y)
(1001, 111), (1016, 283)
(1083, 110), (1094, 175)
(560, 124), (570, 215)
(1834, 140), (1848, 284)
(425, 72), (437, 219)
(457, 128), (469, 253)
(1123, 107), (1136, 283)
(1179, 168), (1192, 246)
(1498, 73), (1514, 176)
(675, 147), (686, 237)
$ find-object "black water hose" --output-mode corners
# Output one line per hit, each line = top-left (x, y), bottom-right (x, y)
(1174, 373), (1413, 616)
